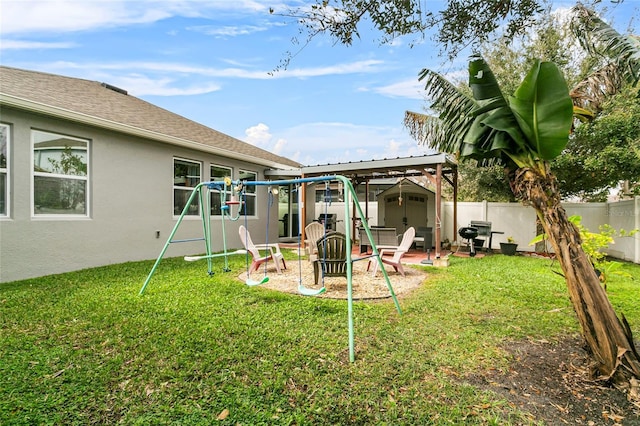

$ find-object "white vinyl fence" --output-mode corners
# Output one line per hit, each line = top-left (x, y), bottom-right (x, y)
(315, 197), (640, 264)
(441, 198), (639, 263)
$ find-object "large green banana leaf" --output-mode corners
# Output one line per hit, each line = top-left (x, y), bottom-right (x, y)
(509, 61), (574, 160)
(411, 54), (573, 166)
(464, 56), (529, 161)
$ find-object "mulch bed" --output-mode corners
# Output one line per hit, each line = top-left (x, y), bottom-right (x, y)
(464, 336), (640, 424)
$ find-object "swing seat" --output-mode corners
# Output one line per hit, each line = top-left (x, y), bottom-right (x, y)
(312, 232), (348, 285)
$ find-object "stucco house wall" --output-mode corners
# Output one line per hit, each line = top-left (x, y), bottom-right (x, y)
(0, 66), (298, 282)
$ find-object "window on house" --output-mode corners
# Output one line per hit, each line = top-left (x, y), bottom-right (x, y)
(238, 169), (257, 216)
(32, 130), (89, 216)
(0, 124), (8, 216)
(210, 164), (232, 216)
(174, 158), (201, 216)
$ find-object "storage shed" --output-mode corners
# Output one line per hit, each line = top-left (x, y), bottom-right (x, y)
(377, 178), (436, 248)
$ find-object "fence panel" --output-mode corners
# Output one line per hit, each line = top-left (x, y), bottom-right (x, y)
(317, 197), (639, 263)
(443, 198), (639, 261)
(607, 199), (639, 262)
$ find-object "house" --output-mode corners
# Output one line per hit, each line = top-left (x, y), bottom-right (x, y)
(0, 66), (301, 282)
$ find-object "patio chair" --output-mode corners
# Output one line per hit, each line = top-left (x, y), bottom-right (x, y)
(304, 221), (326, 256)
(238, 225), (286, 275)
(367, 226), (415, 277)
(311, 232), (348, 285)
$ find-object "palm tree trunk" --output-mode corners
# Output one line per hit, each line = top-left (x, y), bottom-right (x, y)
(510, 166), (640, 388)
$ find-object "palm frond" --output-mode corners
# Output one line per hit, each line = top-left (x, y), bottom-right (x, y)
(403, 68), (477, 154)
(571, 4), (640, 87)
(570, 63), (623, 112)
(406, 55), (573, 170)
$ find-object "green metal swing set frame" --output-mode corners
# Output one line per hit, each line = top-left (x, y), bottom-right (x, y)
(139, 174), (402, 362)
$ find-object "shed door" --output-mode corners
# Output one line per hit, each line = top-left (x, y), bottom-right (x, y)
(384, 193), (428, 233)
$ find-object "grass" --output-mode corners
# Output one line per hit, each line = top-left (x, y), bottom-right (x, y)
(1, 253), (639, 425)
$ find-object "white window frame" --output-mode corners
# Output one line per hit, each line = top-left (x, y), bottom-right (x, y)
(173, 157), (202, 217)
(31, 129), (90, 218)
(238, 169), (257, 217)
(210, 164), (233, 216)
(0, 123), (9, 218)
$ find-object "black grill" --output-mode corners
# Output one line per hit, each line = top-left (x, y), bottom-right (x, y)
(469, 221), (491, 237)
(458, 227), (479, 257)
(318, 213), (337, 231)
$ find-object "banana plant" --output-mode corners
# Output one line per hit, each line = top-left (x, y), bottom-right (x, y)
(405, 54), (640, 389)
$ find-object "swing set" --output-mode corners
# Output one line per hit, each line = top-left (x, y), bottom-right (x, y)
(139, 174), (402, 362)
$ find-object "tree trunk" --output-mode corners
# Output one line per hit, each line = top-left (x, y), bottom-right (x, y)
(510, 166), (640, 390)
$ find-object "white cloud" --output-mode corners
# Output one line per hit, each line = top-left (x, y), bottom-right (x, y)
(112, 75), (221, 96)
(244, 123), (272, 147)
(0, 0), (285, 36)
(367, 77), (425, 100)
(386, 139), (402, 156)
(289, 150), (301, 162)
(21, 58), (386, 87)
(244, 124), (288, 156)
(0, 40), (78, 50)
(187, 24), (269, 37)
(273, 138), (287, 154)
(0, 1), (172, 35)
(278, 60), (386, 79)
(364, 65), (470, 100)
(12, 62), (221, 96)
(269, 121), (431, 166)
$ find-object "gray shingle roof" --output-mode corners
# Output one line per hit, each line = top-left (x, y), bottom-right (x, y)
(0, 66), (301, 169)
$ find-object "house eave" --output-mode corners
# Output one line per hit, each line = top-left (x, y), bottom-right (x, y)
(0, 93), (294, 170)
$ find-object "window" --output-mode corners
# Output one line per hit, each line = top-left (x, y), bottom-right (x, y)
(32, 130), (89, 216)
(0, 124), (8, 216)
(210, 164), (232, 216)
(315, 182), (343, 202)
(174, 158), (201, 215)
(238, 169), (257, 216)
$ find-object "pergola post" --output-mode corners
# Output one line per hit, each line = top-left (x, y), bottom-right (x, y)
(453, 167), (458, 246)
(435, 163), (442, 258)
(300, 176), (307, 246)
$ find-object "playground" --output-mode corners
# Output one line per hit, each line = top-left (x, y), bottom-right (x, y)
(139, 174), (415, 362)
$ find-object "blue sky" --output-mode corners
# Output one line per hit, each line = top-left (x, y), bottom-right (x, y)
(1, 1), (638, 166)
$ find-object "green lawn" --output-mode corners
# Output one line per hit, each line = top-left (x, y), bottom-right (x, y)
(1, 253), (638, 425)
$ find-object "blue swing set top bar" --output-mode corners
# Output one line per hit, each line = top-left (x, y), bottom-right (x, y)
(205, 175), (340, 188)
(139, 174), (401, 363)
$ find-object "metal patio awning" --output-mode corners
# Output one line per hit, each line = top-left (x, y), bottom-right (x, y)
(264, 153), (459, 259)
